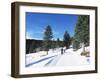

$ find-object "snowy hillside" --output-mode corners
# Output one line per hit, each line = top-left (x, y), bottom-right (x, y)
(26, 47), (90, 68)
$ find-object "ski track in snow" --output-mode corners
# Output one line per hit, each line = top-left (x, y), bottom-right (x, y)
(26, 55), (57, 67)
(26, 47), (90, 67)
(45, 55), (61, 66)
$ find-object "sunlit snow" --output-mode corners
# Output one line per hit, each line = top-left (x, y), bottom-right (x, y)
(26, 47), (90, 68)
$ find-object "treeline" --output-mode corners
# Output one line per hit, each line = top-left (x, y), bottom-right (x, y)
(26, 39), (63, 54)
(26, 39), (43, 54)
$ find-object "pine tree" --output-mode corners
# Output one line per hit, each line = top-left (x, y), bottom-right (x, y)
(72, 38), (80, 51)
(63, 31), (71, 49)
(74, 15), (89, 51)
(43, 25), (53, 54)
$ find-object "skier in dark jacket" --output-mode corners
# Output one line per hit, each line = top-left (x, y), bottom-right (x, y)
(61, 48), (63, 55)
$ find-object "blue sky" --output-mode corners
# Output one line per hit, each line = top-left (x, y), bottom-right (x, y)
(26, 12), (78, 40)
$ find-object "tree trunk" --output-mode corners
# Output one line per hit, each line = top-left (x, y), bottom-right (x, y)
(47, 51), (48, 55)
(82, 42), (85, 52)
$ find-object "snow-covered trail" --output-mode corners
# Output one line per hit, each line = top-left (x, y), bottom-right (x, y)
(26, 47), (90, 67)
(55, 48), (89, 66)
(56, 53), (89, 66)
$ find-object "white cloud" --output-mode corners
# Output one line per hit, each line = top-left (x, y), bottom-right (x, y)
(26, 32), (34, 39)
(26, 31), (43, 40)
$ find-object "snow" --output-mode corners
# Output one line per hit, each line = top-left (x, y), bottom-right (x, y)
(26, 46), (90, 68)
(56, 53), (89, 66)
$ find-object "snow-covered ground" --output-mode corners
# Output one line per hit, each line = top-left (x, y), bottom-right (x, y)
(26, 47), (90, 68)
